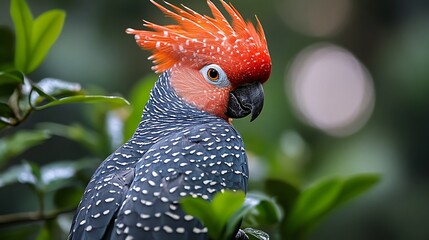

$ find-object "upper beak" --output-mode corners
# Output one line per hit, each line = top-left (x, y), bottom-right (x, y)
(225, 82), (264, 121)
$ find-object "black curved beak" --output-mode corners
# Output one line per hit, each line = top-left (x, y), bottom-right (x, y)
(225, 82), (264, 121)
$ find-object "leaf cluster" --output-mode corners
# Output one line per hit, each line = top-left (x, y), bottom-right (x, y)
(0, 0), (130, 238)
(0, 0), (128, 131)
(179, 174), (379, 240)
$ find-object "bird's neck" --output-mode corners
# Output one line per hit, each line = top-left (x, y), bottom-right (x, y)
(113, 71), (229, 166)
(132, 71), (225, 138)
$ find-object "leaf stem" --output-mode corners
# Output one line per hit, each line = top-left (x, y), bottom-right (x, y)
(0, 207), (74, 226)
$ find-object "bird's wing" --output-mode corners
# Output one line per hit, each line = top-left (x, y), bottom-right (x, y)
(112, 122), (249, 240)
(68, 160), (134, 240)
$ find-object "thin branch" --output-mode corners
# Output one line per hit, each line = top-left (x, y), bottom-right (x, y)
(0, 207), (75, 226)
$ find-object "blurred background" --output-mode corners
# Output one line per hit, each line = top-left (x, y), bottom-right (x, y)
(1, 0), (429, 239)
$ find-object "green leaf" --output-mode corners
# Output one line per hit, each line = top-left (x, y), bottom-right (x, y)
(212, 191), (245, 226)
(10, 0), (65, 73)
(34, 95), (130, 110)
(230, 192), (282, 235)
(181, 191), (245, 240)
(335, 173), (380, 206)
(28, 10), (65, 73)
(27, 79), (129, 110)
(0, 130), (50, 168)
(0, 70), (24, 85)
(284, 174), (380, 238)
(265, 179), (300, 217)
(10, 0), (33, 72)
(30, 78), (81, 105)
(0, 70), (24, 101)
(252, 197), (283, 225)
(180, 197), (214, 232)
(0, 103), (16, 128)
(181, 191), (278, 240)
(285, 178), (343, 237)
(34, 78), (81, 97)
(243, 227), (270, 240)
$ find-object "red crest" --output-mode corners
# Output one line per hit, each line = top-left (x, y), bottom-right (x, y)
(127, 0), (271, 86)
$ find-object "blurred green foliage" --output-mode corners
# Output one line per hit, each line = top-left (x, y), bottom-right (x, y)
(0, 0), (129, 238)
(10, 0), (65, 74)
(3, 0), (427, 239)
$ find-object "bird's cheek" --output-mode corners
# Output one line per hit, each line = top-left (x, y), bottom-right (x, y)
(170, 67), (231, 119)
(182, 88), (230, 120)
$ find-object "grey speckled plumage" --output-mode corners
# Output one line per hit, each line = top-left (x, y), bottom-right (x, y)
(69, 71), (249, 240)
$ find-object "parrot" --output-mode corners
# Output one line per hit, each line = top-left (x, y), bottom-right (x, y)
(68, 0), (271, 239)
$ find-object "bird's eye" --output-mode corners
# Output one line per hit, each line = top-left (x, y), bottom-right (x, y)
(207, 68), (219, 81)
(200, 64), (230, 87)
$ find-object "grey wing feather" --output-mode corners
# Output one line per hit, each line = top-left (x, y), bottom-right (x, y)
(69, 167), (134, 240)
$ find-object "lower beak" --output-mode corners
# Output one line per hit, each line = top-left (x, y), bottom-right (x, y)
(225, 82), (264, 121)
